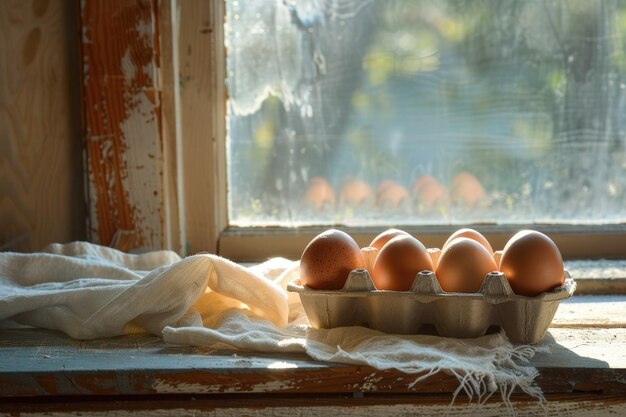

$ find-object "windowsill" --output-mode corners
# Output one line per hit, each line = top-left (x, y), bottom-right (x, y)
(564, 260), (626, 294)
(1, 294), (625, 414)
(218, 225), (626, 262)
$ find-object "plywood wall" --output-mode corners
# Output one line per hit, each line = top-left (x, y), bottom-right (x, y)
(0, 0), (85, 252)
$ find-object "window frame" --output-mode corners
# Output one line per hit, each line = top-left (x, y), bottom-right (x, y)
(78, 0), (626, 263)
(78, 0), (228, 255)
(218, 225), (626, 262)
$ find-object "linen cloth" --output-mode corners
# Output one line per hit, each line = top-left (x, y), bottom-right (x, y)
(0, 241), (545, 404)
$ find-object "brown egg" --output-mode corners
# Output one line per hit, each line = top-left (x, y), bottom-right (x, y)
(411, 175), (438, 193)
(443, 228), (494, 254)
(411, 175), (449, 209)
(436, 237), (498, 293)
(375, 179), (399, 196)
(339, 177), (373, 207)
(300, 229), (364, 290)
(372, 235), (433, 291)
(305, 177), (335, 210)
(369, 228), (411, 251)
(376, 183), (410, 208)
(450, 171), (486, 207)
(499, 230), (565, 296)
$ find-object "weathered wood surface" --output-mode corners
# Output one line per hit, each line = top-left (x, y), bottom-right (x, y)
(564, 260), (626, 295)
(551, 295), (626, 329)
(79, 0), (165, 251)
(0, 327), (622, 398)
(0, 0), (84, 252)
(1, 393), (626, 416)
(0, 297), (624, 399)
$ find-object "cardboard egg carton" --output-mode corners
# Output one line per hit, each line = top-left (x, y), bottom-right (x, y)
(288, 269), (576, 344)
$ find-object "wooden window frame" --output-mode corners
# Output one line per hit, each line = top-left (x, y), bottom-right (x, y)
(78, 0), (227, 255)
(78, 0), (626, 263)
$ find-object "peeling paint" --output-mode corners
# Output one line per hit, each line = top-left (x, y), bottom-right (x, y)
(152, 377), (298, 394)
(80, 0), (163, 248)
(81, 25), (91, 44)
(348, 373), (384, 392)
(120, 90), (161, 246)
(142, 63), (152, 80)
(249, 379), (298, 391)
(136, 16), (152, 39)
(82, 62), (89, 85)
(120, 49), (136, 84)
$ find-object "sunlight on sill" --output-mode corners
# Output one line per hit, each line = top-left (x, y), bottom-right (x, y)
(267, 361), (299, 369)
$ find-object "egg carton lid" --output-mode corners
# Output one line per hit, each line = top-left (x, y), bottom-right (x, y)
(287, 269), (576, 303)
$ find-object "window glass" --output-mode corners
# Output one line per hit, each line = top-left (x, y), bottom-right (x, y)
(226, 0), (626, 227)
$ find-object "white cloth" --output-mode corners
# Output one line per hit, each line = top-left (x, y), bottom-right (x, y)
(0, 242), (288, 338)
(0, 241), (545, 404)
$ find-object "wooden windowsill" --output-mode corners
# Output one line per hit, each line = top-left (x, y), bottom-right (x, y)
(1, 296), (625, 415)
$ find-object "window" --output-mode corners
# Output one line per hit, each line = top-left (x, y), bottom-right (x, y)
(78, 1), (626, 262)
(217, 0), (626, 261)
(226, 0), (626, 228)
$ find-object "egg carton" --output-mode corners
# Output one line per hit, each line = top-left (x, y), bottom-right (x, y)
(288, 269), (576, 344)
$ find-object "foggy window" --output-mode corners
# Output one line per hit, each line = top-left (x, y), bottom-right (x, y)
(226, 0), (626, 227)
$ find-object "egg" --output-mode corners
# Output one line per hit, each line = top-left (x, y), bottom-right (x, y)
(339, 177), (373, 207)
(369, 228), (411, 251)
(411, 175), (440, 193)
(300, 229), (364, 290)
(450, 171), (486, 207)
(499, 230), (564, 296)
(411, 175), (449, 209)
(443, 228), (494, 254)
(305, 177), (335, 210)
(372, 235), (433, 291)
(436, 237), (498, 293)
(375, 179), (399, 196)
(375, 181), (410, 208)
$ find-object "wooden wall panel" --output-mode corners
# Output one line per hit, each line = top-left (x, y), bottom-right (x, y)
(0, 0), (85, 252)
(79, 0), (165, 251)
